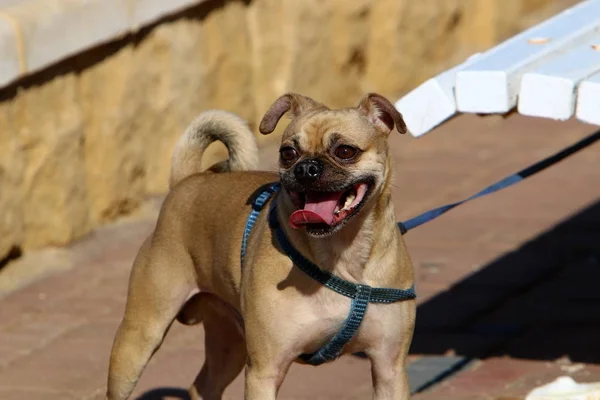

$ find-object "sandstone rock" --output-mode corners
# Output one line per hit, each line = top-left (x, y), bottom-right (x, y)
(248, 0), (359, 142)
(140, 0), (255, 193)
(195, 0), (255, 168)
(16, 73), (90, 248)
(456, 0), (497, 52)
(365, 0), (471, 98)
(327, 0), (372, 108)
(247, 0), (288, 137)
(197, 1), (253, 122)
(78, 47), (146, 223)
(0, 94), (24, 260)
(285, 0), (335, 105)
(129, 20), (205, 195)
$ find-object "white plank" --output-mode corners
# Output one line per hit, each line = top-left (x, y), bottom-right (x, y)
(0, 13), (20, 87)
(518, 36), (600, 120)
(455, 0), (600, 114)
(4, 0), (130, 76)
(0, 0), (204, 88)
(395, 54), (481, 137)
(576, 70), (600, 125)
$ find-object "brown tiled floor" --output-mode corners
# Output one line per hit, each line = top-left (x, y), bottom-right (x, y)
(0, 114), (599, 399)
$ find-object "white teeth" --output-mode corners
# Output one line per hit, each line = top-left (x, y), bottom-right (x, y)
(343, 193), (355, 210)
(336, 192), (356, 215)
(334, 191), (357, 216)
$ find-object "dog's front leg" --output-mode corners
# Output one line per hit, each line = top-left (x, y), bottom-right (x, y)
(244, 362), (286, 400)
(367, 301), (415, 400)
(242, 291), (298, 399)
(369, 354), (411, 400)
(243, 338), (296, 400)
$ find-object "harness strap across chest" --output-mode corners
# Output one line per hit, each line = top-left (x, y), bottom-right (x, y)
(240, 183), (416, 366)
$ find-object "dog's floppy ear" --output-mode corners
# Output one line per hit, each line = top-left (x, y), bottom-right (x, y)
(357, 93), (407, 135)
(259, 93), (324, 135)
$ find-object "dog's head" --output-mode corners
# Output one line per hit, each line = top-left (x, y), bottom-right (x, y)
(259, 93), (406, 237)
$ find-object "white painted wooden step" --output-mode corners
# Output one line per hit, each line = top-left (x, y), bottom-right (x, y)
(456, 0), (600, 114)
(518, 35), (600, 120)
(576, 70), (600, 126)
(394, 54), (481, 137)
(395, 0), (600, 137)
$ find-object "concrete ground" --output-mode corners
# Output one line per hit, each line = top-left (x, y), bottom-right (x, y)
(0, 114), (599, 399)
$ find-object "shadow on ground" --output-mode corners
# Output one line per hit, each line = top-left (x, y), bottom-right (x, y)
(410, 200), (600, 363)
(136, 387), (190, 400)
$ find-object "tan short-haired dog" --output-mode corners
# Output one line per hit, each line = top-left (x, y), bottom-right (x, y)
(106, 93), (416, 400)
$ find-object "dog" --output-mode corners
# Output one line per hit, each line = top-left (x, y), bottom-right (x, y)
(106, 93), (416, 400)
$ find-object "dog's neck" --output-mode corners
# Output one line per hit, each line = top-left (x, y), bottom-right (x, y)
(276, 188), (405, 286)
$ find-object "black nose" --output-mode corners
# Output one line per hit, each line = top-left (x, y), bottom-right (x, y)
(294, 160), (323, 183)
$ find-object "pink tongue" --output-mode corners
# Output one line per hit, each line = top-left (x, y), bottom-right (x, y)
(289, 191), (344, 229)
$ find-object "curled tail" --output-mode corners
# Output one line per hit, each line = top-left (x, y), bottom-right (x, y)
(169, 110), (259, 188)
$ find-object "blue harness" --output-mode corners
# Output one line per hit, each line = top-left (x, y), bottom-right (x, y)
(240, 128), (600, 366)
(240, 183), (415, 365)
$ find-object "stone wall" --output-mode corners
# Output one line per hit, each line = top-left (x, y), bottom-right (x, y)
(0, 0), (576, 261)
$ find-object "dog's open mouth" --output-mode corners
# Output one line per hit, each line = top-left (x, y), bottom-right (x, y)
(288, 182), (371, 234)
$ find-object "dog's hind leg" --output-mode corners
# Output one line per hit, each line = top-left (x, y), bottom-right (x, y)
(106, 236), (197, 400)
(181, 293), (246, 400)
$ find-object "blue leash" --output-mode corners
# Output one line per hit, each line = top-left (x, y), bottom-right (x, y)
(240, 128), (600, 365)
(398, 129), (600, 233)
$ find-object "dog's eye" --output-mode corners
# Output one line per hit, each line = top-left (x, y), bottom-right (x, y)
(334, 145), (358, 160)
(280, 147), (299, 163)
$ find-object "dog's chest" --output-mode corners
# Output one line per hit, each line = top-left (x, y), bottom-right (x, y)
(289, 284), (397, 355)
(290, 288), (352, 349)
(245, 222), (409, 356)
